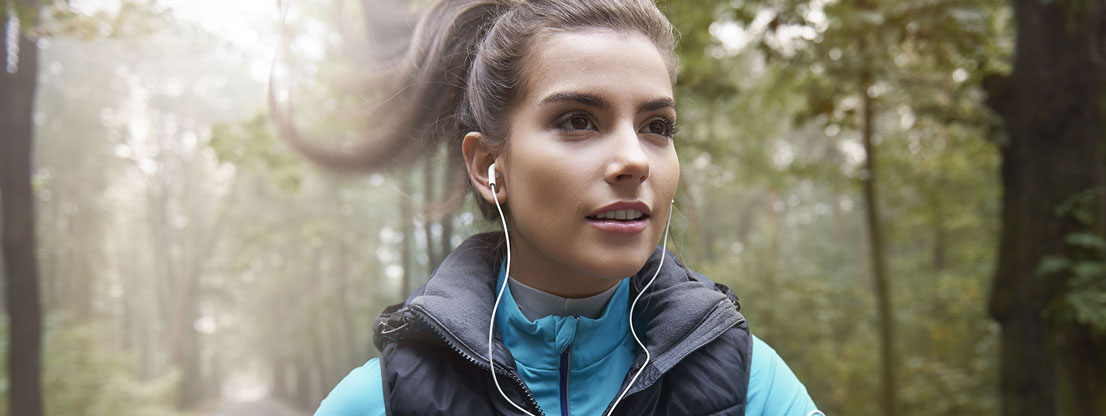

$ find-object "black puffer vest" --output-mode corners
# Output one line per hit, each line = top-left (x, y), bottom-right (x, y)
(373, 233), (752, 415)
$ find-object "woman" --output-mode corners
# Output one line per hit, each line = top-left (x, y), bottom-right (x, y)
(305, 0), (822, 414)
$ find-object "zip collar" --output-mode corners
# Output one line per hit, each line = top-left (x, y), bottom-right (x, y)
(496, 270), (632, 371)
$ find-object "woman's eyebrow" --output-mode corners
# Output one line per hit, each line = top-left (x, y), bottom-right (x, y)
(539, 92), (676, 114)
(539, 91), (608, 109)
(640, 98), (676, 114)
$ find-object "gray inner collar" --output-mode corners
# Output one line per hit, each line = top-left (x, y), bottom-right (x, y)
(507, 277), (621, 321)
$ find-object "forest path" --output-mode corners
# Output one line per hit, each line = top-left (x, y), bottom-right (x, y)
(200, 398), (308, 416)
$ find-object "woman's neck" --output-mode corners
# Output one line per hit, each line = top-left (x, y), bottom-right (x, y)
(507, 276), (621, 321)
(506, 230), (623, 298)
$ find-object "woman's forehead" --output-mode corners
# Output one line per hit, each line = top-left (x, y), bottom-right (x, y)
(515, 29), (674, 109)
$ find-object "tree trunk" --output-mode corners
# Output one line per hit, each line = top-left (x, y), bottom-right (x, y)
(271, 354), (291, 403)
(168, 259), (204, 408)
(399, 169), (414, 296)
(330, 185), (359, 369)
(175, 316), (203, 409)
(68, 210), (95, 320)
(986, 1), (1106, 415)
(310, 323), (330, 406)
(120, 239), (137, 352)
(930, 182), (947, 273)
(0, 16), (45, 416)
(761, 192), (783, 337)
(294, 357), (313, 410)
(422, 156), (438, 269)
(439, 154), (455, 261)
(40, 200), (58, 311)
(859, 78), (897, 416)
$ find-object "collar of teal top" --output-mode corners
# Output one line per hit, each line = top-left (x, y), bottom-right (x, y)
(494, 263), (632, 371)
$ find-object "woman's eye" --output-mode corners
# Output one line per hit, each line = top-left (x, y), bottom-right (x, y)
(644, 119), (678, 138)
(556, 113), (595, 132)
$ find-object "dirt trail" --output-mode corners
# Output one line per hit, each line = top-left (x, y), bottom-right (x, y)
(201, 398), (308, 416)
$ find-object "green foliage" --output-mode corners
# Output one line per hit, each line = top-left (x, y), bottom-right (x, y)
(3, 0), (44, 26)
(0, 317), (183, 416)
(1063, 271), (1106, 331)
(1055, 188), (1103, 227)
(1040, 189), (1106, 332)
(662, 0), (1009, 413)
(1045, 243), (1106, 332)
(4, 0), (170, 38)
(1038, 255), (1073, 276)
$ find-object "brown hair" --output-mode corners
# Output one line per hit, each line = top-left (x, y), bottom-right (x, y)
(272, 0), (678, 219)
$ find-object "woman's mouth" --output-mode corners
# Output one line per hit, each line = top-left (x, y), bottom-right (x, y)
(590, 209), (646, 221)
(586, 202), (651, 234)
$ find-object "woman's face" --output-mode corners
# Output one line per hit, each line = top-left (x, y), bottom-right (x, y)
(497, 29), (679, 297)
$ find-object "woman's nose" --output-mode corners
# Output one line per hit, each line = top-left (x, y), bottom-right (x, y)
(604, 125), (650, 184)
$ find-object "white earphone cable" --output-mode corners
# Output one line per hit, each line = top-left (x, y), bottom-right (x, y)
(605, 199), (673, 416)
(488, 171), (536, 416)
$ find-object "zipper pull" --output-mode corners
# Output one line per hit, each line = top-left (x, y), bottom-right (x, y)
(376, 310), (410, 343)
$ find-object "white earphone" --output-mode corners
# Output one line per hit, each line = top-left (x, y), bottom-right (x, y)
(488, 163), (498, 190)
(485, 161), (674, 416)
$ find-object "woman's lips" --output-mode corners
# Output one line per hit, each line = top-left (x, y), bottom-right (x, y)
(586, 200), (651, 234)
(587, 217), (648, 234)
(588, 201), (651, 217)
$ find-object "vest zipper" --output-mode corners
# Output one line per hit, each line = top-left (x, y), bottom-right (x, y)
(559, 346), (571, 416)
(409, 305), (545, 416)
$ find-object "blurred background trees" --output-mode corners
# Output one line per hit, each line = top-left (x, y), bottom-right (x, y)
(0, 0), (1102, 415)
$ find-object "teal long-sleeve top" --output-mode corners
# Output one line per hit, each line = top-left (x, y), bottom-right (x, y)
(315, 276), (820, 415)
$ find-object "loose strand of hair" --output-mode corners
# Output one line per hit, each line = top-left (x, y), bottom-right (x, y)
(270, 0), (509, 174)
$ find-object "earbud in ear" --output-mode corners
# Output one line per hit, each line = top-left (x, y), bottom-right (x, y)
(487, 163), (497, 190)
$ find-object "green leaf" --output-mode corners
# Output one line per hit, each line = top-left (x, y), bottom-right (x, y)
(1036, 255), (1071, 276)
(1065, 291), (1106, 331)
(1072, 261), (1106, 279)
(1065, 232), (1106, 252)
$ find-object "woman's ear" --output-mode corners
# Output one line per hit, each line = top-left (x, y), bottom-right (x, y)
(461, 132), (505, 204)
